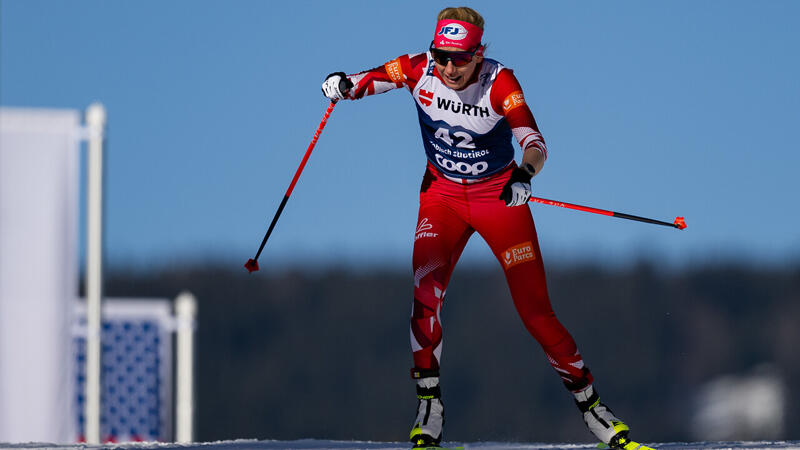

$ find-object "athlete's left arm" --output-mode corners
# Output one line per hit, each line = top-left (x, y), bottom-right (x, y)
(490, 69), (548, 175)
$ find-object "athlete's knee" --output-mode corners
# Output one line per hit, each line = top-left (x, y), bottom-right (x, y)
(412, 269), (447, 311)
(411, 295), (439, 321)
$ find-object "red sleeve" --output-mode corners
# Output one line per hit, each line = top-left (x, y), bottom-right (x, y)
(401, 53), (429, 90)
(489, 68), (548, 158)
(347, 53), (428, 100)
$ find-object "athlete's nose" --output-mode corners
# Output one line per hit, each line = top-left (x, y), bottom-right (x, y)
(444, 61), (457, 76)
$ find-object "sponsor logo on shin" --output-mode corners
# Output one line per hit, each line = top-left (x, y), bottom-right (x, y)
(434, 153), (488, 176)
(501, 241), (536, 269)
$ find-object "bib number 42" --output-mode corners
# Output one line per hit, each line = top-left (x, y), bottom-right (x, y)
(434, 127), (475, 149)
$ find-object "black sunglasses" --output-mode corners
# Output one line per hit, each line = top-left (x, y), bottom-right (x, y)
(429, 41), (481, 67)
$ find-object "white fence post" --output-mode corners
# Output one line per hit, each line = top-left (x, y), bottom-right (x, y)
(175, 291), (197, 443)
(84, 102), (106, 444)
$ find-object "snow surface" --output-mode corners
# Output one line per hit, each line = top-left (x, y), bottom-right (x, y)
(1, 440), (799, 450)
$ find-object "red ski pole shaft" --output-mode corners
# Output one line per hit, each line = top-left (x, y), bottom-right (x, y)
(284, 100), (337, 197)
(245, 101), (337, 273)
(529, 196), (687, 230)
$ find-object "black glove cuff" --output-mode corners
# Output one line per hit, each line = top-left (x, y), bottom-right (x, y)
(508, 166), (533, 184)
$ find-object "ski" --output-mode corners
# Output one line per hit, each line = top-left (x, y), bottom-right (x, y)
(598, 438), (657, 450)
(412, 447), (464, 450)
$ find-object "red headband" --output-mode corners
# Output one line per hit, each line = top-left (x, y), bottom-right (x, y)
(433, 19), (483, 51)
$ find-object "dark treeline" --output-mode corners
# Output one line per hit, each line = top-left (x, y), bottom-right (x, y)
(104, 262), (800, 443)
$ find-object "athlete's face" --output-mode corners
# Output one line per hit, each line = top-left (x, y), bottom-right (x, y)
(433, 46), (483, 90)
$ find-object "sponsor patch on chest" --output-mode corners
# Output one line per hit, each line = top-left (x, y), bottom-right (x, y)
(436, 97), (490, 117)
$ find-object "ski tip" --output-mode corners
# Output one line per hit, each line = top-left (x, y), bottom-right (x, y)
(412, 447), (463, 450)
(673, 216), (687, 230)
(411, 446), (464, 450)
(609, 439), (657, 450)
(244, 258), (260, 273)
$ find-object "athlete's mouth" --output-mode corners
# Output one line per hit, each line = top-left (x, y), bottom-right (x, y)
(444, 74), (462, 84)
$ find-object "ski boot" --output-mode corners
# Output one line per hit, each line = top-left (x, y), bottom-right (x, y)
(410, 369), (444, 449)
(574, 385), (655, 450)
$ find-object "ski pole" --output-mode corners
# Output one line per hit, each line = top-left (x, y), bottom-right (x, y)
(245, 100), (337, 273)
(528, 196), (687, 230)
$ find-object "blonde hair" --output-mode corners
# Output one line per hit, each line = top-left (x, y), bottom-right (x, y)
(437, 6), (484, 30)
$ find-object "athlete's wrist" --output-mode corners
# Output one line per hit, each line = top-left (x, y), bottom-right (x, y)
(521, 163), (536, 178)
(522, 143), (546, 175)
(510, 166), (533, 183)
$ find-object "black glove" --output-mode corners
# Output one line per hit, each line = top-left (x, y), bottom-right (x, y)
(499, 166), (534, 206)
(321, 72), (354, 101)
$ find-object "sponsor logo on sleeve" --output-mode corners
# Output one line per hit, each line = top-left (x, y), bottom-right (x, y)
(501, 90), (526, 114)
(385, 59), (404, 83)
(501, 241), (536, 269)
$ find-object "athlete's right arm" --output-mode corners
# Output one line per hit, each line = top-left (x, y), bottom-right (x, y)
(490, 68), (548, 175)
(321, 53), (427, 101)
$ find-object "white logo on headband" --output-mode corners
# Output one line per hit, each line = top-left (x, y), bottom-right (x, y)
(436, 23), (468, 40)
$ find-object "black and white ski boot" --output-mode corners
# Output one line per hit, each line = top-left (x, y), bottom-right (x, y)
(574, 385), (655, 450)
(410, 370), (444, 449)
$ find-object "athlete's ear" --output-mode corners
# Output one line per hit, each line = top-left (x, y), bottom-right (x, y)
(474, 45), (485, 63)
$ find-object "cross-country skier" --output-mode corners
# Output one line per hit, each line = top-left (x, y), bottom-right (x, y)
(322, 7), (652, 450)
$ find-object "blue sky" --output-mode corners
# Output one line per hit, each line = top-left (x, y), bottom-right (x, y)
(2, 1), (799, 270)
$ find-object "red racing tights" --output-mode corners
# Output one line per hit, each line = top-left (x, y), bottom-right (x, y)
(410, 164), (593, 392)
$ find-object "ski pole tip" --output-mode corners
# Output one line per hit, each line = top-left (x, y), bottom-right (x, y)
(673, 216), (687, 230)
(244, 258), (260, 273)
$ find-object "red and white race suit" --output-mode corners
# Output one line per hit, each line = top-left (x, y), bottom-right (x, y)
(343, 52), (592, 391)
